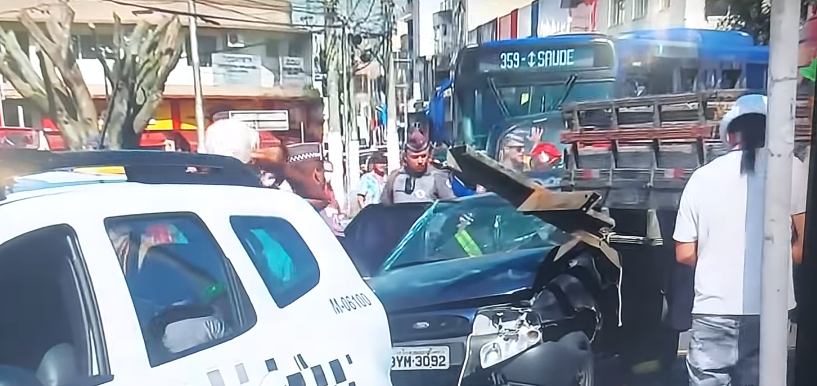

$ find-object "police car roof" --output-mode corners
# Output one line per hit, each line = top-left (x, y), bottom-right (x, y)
(0, 182), (313, 221)
(0, 149), (261, 201)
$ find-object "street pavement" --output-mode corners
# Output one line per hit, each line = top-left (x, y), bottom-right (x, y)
(598, 327), (797, 386)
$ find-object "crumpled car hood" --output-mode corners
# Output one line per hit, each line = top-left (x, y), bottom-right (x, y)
(369, 246), (556, 312)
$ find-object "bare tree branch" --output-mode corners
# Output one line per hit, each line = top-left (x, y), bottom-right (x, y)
(0, 3), (183, 150)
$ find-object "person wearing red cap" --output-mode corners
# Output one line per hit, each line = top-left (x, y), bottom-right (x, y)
(381, 128), (456, 204)
(530, 142), (563, 172)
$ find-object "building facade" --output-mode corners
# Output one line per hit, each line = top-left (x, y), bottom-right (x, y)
(0, 0), (321, 148)
(595, 0), (725, 35)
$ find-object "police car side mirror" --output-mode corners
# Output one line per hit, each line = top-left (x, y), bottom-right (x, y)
(0, 365), (44, 386)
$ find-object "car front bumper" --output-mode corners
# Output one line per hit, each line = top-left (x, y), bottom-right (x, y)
(392, 331), (591, 386)
(390, 337), (467, 386)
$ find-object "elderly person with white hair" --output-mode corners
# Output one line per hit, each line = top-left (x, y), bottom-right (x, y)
(203, 119), (291, 190)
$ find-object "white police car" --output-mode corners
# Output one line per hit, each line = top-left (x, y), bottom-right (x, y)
(0, 149), (393, 386)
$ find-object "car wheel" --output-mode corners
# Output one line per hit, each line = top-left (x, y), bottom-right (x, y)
(576, 356), (594, 386)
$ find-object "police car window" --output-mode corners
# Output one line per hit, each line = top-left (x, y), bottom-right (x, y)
(105, 213), (256, 367)
(230, 216), (320, 308)
(0, 225), (110, 385)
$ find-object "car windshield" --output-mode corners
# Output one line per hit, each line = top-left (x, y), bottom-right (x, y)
(381, 194), (575, 271)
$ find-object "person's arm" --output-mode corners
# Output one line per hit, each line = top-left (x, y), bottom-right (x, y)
(356, 175), (371, 207)
(380, 171), (398, 205)
(793, 213), (805, 264)
(674, 175), (699, 266)
(433, 171), (457, 200)
(791, 156), (809, 264)
(356, 174), (372, 209)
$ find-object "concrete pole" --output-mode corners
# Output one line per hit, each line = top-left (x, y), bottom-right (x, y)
(187, 0), (207, 153)
(325, 0), (346, 211)
(384, 0), (401, 172)
(760, 1), (798, 385)
(344, 25), (361, 215)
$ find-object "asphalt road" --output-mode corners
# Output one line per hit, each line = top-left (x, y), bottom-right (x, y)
(598, 327), (797, 386)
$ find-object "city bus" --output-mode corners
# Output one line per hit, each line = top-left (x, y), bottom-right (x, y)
(441, 29), (769, 187)
(452, 32), (616, 170)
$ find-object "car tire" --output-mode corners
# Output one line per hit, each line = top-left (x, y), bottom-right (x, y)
(576, 356), (594, 386)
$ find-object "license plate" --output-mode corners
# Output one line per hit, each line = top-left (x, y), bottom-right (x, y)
(391, 346), (450, 370)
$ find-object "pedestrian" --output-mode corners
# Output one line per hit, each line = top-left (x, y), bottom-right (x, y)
(381, 128), (456, 204)
(357, 152), (387, 208)
(674, 94), (807, 386)
(321, 160), (345, 236)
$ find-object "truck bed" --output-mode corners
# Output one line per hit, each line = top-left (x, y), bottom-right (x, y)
(558, 90), (811, 210)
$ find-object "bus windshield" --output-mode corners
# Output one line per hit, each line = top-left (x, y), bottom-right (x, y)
(453, 38), (617, 153)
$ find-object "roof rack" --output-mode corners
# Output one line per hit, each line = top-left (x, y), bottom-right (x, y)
(0, 149), (261, 200)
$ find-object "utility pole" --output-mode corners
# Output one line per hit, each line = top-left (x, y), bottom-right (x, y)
(383, 0), (400, 172)
(325, 0), (346, 211)
(343, 23), (361, 215)
(760, 1), (798, 385)
(187, 0), (207, 153)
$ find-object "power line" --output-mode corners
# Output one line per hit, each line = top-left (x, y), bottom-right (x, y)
(102, 0), (342, 29)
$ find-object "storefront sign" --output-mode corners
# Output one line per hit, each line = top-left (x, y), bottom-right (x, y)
(228, 110), (290, 131)
(212, 53), (262, 86)
(280, 56), (308, 87)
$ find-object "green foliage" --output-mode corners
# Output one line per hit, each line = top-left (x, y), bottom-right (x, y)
(717, 0), (811, 45)
(802, 59), (817, 81)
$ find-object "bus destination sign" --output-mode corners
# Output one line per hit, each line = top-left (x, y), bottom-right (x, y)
(478, 46), (601, 72)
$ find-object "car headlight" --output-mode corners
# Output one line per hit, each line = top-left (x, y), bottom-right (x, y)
(478, 321), (541, 368)
(458, 306), (542, 383)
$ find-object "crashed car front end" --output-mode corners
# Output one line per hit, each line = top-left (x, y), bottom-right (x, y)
(384, 245), (616, 386)
(377, 146), (623, 386)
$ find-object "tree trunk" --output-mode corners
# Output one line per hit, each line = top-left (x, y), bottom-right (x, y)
(0, 3), (183, 150)
(0, 5), (99, 149)
(96, 14), (183, 149)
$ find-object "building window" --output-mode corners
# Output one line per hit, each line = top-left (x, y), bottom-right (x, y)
(185, 35), (217, 67)
(230, 216), (320, 308)
(354, 75), (369, 93)
(660, 0), (671, 11)
(407, 19), (414, 52)
(13, 31), (28, 53)
(610, 0), (626, 26)
(705, 0), (729, 17)
(265, 39), (281, 57)
(287, 42), (300, 57)
(72, 34), (117, 60)
(105, 213), (257, 366)
(633, 0), (648, 19)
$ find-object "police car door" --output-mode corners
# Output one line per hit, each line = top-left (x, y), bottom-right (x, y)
(89, 189), (390, 386)
(194, 189), (392, 386)
(0, 202), (117, 386)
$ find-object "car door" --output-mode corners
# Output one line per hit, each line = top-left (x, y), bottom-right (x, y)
(201, 193), (393, 386)
(0, 210), (116, 386)
(88, 210), (306, 386)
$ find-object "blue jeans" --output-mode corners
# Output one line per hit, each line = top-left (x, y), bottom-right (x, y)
(687, 314), (760, 386)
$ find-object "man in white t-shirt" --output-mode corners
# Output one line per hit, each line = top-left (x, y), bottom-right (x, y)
(673, 94), (808, 386)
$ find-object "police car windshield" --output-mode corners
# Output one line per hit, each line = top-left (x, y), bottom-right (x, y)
(381, 194), (573, 271)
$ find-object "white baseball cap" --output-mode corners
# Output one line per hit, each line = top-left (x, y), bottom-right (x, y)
(719, 94), (768, 145)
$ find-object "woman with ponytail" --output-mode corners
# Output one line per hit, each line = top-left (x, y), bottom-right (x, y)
(672, 94), (809, 386)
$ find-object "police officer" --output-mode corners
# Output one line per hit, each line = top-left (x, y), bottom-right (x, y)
(381, 128), (456, 204)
